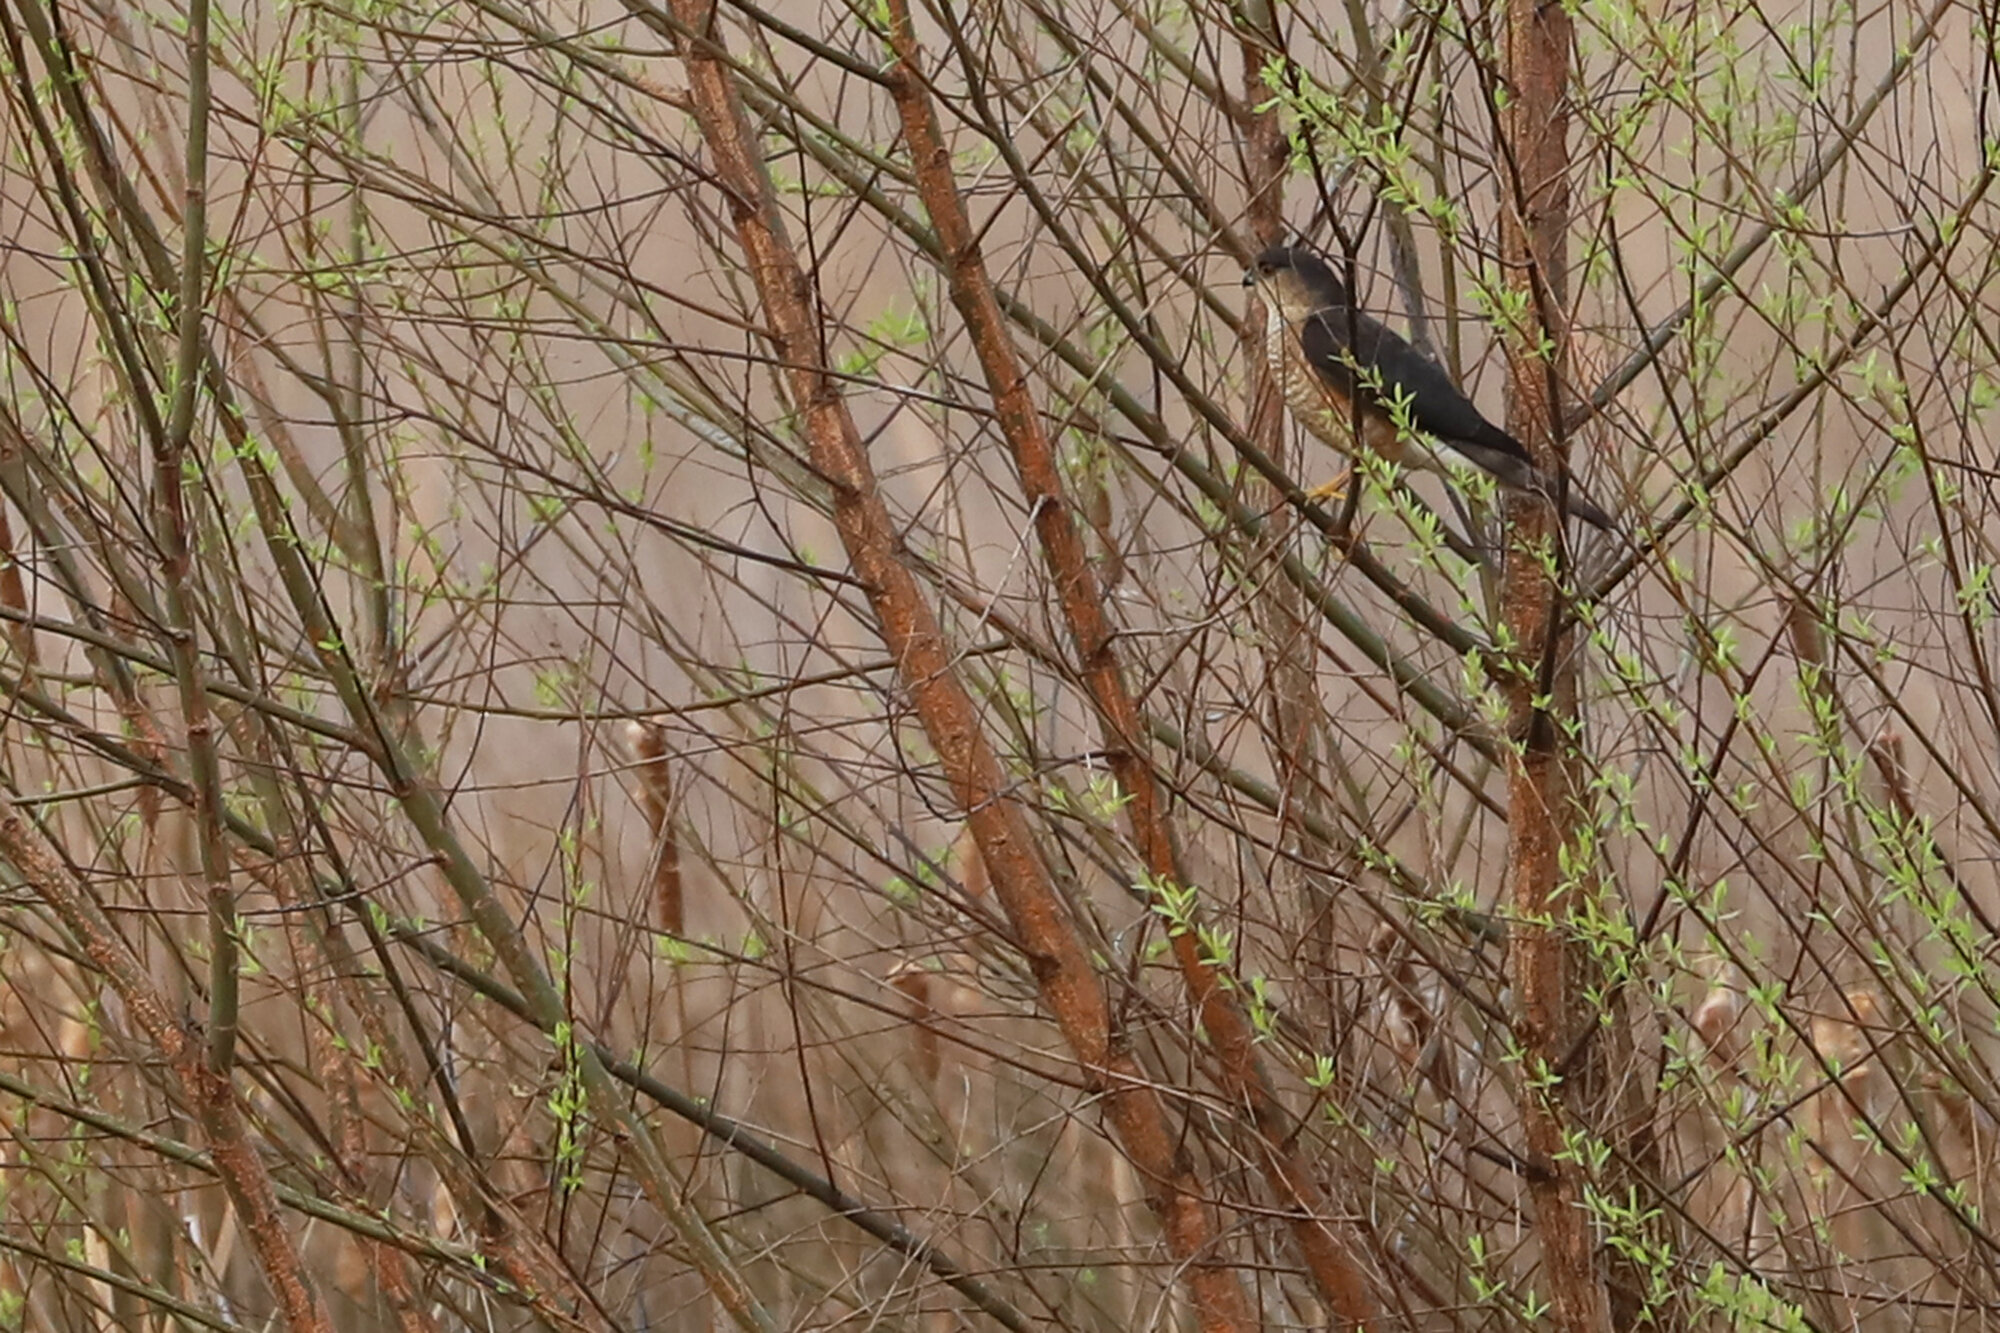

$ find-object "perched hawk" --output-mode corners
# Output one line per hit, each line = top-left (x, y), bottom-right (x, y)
(1243, 244), (1613, 531)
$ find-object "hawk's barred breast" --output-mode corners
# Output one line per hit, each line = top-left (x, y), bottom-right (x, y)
(1266, 304), (1408, 466)
(1267, 304), (1344, 439)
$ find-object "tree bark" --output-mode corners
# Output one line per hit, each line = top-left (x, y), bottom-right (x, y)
(1494, 0), (1616, 1329)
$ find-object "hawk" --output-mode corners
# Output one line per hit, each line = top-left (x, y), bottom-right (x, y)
(1243, 244), (1613, 531)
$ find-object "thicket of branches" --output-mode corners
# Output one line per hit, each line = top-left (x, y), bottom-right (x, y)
(0, 0), (1994, 1328)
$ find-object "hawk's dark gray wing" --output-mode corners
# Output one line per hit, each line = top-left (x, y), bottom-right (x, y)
(1296, 305), (1534, 470)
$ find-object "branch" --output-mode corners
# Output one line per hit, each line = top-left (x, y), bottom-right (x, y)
(885, 5), (1381, 1321)
(654, 0), (1258, 1323)
(0, 794), (333, 1333)
(1579, 0), (1954, 423)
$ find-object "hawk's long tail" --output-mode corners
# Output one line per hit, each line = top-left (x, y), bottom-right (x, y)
(1449, 438), (1615, 532)
(1554, 484), (1615, 532)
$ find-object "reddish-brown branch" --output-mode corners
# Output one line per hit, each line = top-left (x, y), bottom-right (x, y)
(1233, 1), (1356, 981)
(665, 3), (1255, 1326)
(885, 6), (1378, 1326)
(1495, 0), (1614, 1327)
(0, 795), (334, 1333)
(624, 721), (685, 934)
(0, 503), (33, 669)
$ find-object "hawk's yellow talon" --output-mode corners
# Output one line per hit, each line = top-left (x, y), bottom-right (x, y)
(1305, 470), (1351, 506)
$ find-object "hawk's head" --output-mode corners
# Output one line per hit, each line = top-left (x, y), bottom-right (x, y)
(1242, 246), (1351, 322)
